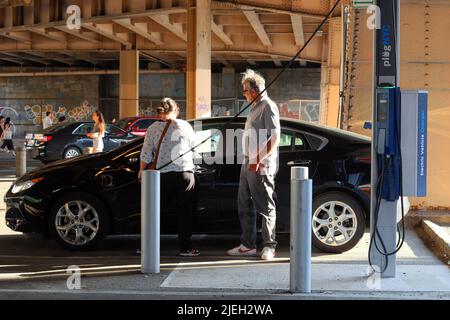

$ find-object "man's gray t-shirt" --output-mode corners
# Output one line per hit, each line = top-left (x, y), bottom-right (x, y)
(242, 95), (281, 175)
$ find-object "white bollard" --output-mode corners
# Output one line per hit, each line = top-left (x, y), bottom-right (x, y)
(290, 166), (312, 293)
(141, 170), (160, 274)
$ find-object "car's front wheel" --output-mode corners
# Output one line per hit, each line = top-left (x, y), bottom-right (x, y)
(48, 192), (110, 250)
(312, 192), (365, 253)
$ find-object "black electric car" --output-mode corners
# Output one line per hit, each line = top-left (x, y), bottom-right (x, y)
(25, 122), (138, 163)
(6, 117), (372, 253)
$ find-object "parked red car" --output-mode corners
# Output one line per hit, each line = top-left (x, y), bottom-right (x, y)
(115, 116), (160, 136)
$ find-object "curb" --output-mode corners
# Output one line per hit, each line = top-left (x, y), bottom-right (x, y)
(419, 220), (450, 265)
(405, 210), (450, 227)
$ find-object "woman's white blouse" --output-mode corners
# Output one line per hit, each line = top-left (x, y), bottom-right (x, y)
(140, 119), (198, 173)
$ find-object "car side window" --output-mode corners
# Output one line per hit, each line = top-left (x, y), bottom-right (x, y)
(294, 134), (307, 151)
(194, 127), (223, 158)
(73, 123), (93, 135)
(279, 132), (293, 152)
(279, 130), (309, 152)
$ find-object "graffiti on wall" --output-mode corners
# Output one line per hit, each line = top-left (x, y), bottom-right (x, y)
(0, 107), (19, 119)
(23, 100), (94, 125)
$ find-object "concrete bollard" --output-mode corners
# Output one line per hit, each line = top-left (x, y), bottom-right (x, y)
(141, 170), (160, 274)
(290, 166), (312, 293)
(15, 146), (27, 177)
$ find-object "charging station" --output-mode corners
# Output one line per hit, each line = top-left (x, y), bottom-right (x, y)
(369, 0), (428, 277)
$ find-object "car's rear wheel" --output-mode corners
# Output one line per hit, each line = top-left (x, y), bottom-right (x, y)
(63, 146), (82, 159)
(48, 192), (110, 250)
(312, 192), (365, 253)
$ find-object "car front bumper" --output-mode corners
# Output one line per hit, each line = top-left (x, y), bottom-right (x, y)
(4, 194), (47, 233)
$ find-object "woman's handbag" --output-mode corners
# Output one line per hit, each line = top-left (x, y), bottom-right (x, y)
(147, 120), (172, 170)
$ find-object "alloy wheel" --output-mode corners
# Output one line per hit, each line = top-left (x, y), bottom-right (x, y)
(55, 201), (100, 246)
(312, 201), (358, 247)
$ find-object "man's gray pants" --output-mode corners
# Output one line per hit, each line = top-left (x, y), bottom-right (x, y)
(238, 164), (277, 250)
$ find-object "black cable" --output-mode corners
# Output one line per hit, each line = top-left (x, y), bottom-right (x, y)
(156, 0), (342, 171)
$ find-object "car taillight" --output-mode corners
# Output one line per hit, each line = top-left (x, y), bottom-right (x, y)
(355, 156), (371, 164)
(358, 184), (371, 195)
(42, 135), (53, 143)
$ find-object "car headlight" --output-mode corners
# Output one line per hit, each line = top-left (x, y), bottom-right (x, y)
(11, 177), (44, 194)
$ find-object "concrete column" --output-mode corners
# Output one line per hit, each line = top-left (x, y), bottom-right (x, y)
(186, 0), (211, 119)
(120, 50), (139, 118)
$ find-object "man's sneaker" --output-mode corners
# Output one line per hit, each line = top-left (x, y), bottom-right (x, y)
(179, 249), (200, 257)
(227, 244), (257, 256)
(261, 247), (275, 260)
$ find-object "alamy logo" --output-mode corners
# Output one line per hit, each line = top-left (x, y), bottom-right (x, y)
(366, 5), (381, 30)
(66, 265), (81, 290)
(66, 5), (81, 30)
(365, 266), (382, 290)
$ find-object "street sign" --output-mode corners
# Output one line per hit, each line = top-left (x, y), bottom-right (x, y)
(353, 0), (374, 8)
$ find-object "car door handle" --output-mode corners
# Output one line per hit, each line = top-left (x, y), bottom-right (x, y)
(287, 160), (312, 166)
(195, 166), (216, 176)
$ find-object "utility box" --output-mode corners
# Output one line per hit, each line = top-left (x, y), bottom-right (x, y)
(400, 90), (428, 197)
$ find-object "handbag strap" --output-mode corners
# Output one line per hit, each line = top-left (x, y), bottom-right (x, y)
(152, 120), (172, 169)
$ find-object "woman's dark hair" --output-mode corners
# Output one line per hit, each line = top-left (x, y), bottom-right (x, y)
(46, 111), (51, 117)
(93, 110), (105, 125)
(157, 98), (179, 116)
(5, 117), (11, 125)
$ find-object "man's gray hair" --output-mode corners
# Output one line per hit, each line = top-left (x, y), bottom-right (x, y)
(241, 69), (265, 93)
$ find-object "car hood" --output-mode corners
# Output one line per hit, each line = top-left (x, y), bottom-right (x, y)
(19, 153), (106, 182)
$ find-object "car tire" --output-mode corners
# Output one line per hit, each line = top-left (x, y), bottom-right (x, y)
(312, 192), (365, 253)
(48, 192), (110, 250)
(63, 146), (82, 159)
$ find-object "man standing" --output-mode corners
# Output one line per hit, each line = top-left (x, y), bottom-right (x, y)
(227, 69), (281, 260)
(42, 112), (53, 130)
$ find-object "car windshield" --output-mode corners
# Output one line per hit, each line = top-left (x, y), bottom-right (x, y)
(106, 124), (127, 136)
(116, 118), (134, 130)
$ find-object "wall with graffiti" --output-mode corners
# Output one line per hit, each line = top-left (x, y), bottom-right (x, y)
(22, 100), (94, 125)
(0, 74), (99, 138)
(0, 100), (96, 138)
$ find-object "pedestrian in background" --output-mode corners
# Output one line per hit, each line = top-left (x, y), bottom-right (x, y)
(139, 98), (200, 257)
(86, 111), (105, 153)
(1, 117), (16, 156)
(0, 116), (5, 146)
(227, 69), (281, 260)
(42, 112), (53, 130)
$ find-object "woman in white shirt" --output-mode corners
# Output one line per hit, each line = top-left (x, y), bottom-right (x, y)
(1, 117), (15, 156)
(139, 98), (199, 257)
(86, 111), (105, 153)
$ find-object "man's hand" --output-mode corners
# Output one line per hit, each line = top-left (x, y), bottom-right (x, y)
(138, 169), (143, 181)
